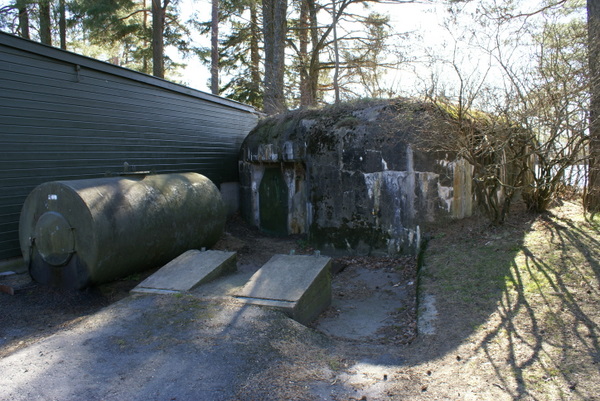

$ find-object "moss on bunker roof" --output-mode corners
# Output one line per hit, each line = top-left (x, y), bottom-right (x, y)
(245, 97), (517, 155)
(255, 97), (435, 128)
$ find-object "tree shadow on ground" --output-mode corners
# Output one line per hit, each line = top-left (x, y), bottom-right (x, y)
(418, 201), (600, 400)
(481, 209), (600, 399)
(0, 272), (150, 358)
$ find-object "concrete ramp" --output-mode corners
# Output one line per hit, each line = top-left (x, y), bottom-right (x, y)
(131, 250), (236, 294)
(234, 254), (332, 325)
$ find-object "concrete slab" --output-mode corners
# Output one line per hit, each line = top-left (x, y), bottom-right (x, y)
(314, 261), (413, 342)
(131, 250), (236, 294)
(234, 254), (332, 325)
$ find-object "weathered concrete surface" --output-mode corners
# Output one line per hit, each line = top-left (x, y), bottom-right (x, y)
(0, 294), (323, 401)
(131, 250), (237, 294)
(315, 263), (412, 342)
(235, 254), (332, 325)
(240, 99), (474, 255)
(220, 182), (241, 216)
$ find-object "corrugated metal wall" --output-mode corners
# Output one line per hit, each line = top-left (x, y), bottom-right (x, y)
(0, 32), (258, 261)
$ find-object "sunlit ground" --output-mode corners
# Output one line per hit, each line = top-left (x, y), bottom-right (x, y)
(417, 200), (600, 400)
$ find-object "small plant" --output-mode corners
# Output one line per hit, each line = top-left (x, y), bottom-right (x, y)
(327, 358), (343, 371)
(296, 238), (310, 250)
(122, 273), (141, 281)
(335, 116), (360, 129)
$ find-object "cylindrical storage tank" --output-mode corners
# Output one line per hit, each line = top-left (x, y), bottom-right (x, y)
(19, 173), (226, 289)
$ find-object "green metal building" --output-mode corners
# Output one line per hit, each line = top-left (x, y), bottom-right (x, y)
(0, 32), (258, 262)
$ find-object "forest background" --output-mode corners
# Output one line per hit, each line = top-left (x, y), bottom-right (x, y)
(0, 0), (599, 217)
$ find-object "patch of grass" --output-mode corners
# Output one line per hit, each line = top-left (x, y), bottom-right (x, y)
(429, 245), (512, 305)
(296, 238), (309, 250)
(587, 212), (600, 228)
(112, 337), (127, 349)
(327, 358), (343, 371)
(121, 273), (141, 281)
(540, 310), (567, 337)
(422, 200), (600, 400)
(335, 116), (360, 129)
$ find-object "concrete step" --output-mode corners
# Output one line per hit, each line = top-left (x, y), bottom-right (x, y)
(131, 250), (237, 294)
(234, 254), (332, 325)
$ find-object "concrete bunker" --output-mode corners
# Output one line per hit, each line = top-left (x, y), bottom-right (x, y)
(240, 99), (474, 255)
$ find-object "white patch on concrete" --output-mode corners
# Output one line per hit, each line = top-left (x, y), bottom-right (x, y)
(437, 159), (452, 169)
(337, 362), (395, 400)
(352, 105), (385, 121)
(418, 293), (438, 335)
(250, 166), (265, 226)
(283, 141), (295, 160)
(438, 183), (453, 212)
(406, 145), (414, 173)
(415, 225), (421, 251)
(381, 157), (388, 171)
(282, 168), (295, 232)
(301, 119), (316, 130)
(405, 146), (416, 222)
(257, 144), (278, 161)
(360, 147), (472, 254)
(364, 170), (417, 253)
(363, 172), (380, 201)
(0, 271), (15, 276)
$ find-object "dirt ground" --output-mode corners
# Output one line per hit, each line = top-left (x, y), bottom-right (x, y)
(0, 214), (417, 359)
(1, 201), (599, 400)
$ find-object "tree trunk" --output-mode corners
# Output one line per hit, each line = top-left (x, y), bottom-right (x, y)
(304, 0), (350, 106)
(211, 0), (219, 95)
(299, 0), (311, 107)
(143, 0), (149, 74)
(331, 0), (340, 103)
(587, 0), (600, 212)
(59, 0), (67, 50)
(262, 0), (288, 114)
(152, 0), (168, 78)
(307, 0), (319, 104)
(249, 1), (261, 94)
(39, 0), (52, 46)
(16, 0), (30, 39)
